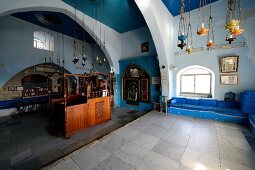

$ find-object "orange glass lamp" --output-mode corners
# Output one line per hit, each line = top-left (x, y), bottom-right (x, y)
(231, 25), (244, 36)
(207, 40), (215, 47)
(225, 0), (244, 39)
(197, 23), (209, 36)
(197, 0), (209, 36)
(207, 6), (215, 48)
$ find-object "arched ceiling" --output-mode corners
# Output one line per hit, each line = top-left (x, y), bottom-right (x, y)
(162, 0), (220, 16)
(12, 11), (95, 43)
(61, 0), (147, 33)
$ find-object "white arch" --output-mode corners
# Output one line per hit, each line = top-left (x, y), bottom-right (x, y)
(176, 65), (215, 98)
(134, 0), (175, 98)
(0, 0), (121, 73)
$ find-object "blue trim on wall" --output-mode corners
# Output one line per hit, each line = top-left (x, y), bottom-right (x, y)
(117, 55), (160, 111)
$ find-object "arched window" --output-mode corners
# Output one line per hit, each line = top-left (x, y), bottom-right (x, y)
(33, 31), (54, 51)
(177, 66), (215, 98)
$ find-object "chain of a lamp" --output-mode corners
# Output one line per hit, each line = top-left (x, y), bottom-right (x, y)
(73, 0), (78, 61)
(187, 0), (193, 48)
(208, 4), (215, 43)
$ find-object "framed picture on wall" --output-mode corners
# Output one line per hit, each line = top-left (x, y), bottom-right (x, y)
(8, 86), (15, 91)
(141, 42), (149, 53)
(16, 86), (24, 91)
(220, 56), (239, 73)
(220, 74), (238, 85)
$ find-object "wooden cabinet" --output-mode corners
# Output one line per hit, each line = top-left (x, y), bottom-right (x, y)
(52, 96), (111, 138)
(122, 64), (150, 104)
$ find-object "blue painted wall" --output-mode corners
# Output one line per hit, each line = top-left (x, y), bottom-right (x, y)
(117, 55), (160, 111)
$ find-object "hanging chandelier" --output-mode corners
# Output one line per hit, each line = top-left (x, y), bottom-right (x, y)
(207, 3), (215, 48)
(177, 0), (188, 50)
(186, 0), (193, 54)
(72, 0), (79, 64)
(225, 0), (244, 43)
(81, 8), (87, 67)
(197, 0), (209, 36)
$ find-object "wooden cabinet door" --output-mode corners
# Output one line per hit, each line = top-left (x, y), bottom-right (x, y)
(141, 78), (149, 102)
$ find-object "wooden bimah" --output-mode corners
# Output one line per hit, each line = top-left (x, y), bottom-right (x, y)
(51, 73), (112, 138)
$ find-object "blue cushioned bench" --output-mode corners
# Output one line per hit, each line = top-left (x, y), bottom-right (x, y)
(167, 97), (247, 124)
(248, 114), (255, 135)
(0, 96), (48, 110)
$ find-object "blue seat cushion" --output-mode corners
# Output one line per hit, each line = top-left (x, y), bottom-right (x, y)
(187, 99), (200, 105)
(170, 103), (245, 117)
(199, 99), (217, 106)
(217, 101), (239, 108)
(172, 97), (187, 104)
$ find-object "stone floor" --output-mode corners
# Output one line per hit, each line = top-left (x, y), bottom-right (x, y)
(45, 110), (255, 170)
(0, 107), (148, 170)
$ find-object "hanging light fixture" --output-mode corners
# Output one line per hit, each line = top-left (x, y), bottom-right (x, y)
(81, 7), (87, 67)
(186, 0), (193, 54)
(225, 32), (236, 44)
(207, 3), (215, 48)
(177, 0), (188, 50)
(56, 32), (61, 65)
(225, 0), (244, 43)
(62, 33), (65, 69)
(72, 0), (79, 64)
(197, 0), (209, 36)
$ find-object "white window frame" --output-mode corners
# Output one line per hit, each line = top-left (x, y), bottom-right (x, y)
(33, 31), (54, 51)
(176, 65), (215, 98)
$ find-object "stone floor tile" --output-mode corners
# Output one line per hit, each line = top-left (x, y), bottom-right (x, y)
(187, 137), (220, 158)
(142, 125), (168, 138)
(97, 134), (129, 153)
(114, 142), (150, 166)
(128, 121), (151, 132)
(72, 146), (111, 170)
(38, 148), (64, 166)
(137, 151), (179, 170)
(131, 133), (160, 150)
(12, 157), (42, 170)
(162, 130), (190, 147)
(220, 159), (254, 170)
(152, 139), (185, 162)
(219, 144), (255, 169)
(11, 148), (33, 166)
(50, 158), (80, 170)
(92, 155), (136, 170)
(113, 127), (141, 141)
(181, 148), (221, 170)
(218, 135), (252, 151)
(171, 125), (193, 135)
